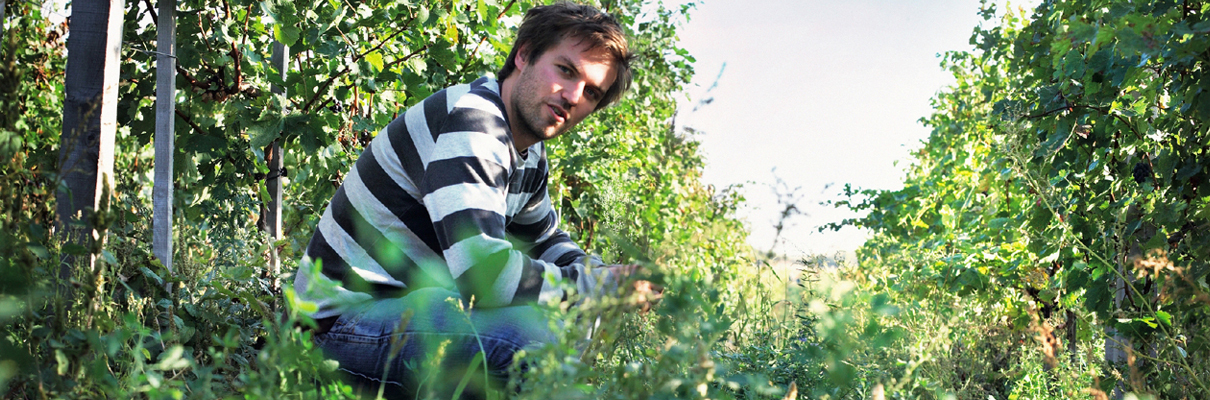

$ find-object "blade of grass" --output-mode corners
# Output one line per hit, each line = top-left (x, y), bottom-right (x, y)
(451, 351), (486, 400)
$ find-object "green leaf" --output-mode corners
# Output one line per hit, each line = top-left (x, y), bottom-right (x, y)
(319, 3), (345, 34)
(1029, 204), (1053, 231)
(139, 266), (165, 286)
(1066, 263), (1090, 289)
(1087, 48), (1113, 73)
(430, 40), (459, 68)
(55, 349), (68, 375)
(1063, 49), (1087, 79)
(62, 243), (89, 256)
(365, 51), (384, 72)
(451, 351), (486, 399)
(445, 23), (459, 44)
(248, 116), (284, 149)
(1144, 230), (1168, 251)
(1175, 160), (1202, 181)
(26, 244), (49, 259)
(1069, 20), (1097, 44)
(406, 57), (427, 74)
(1036, 128), (1073, 158)
(286, 289), (318, 314)
(989, 217), (1013, 229)
(992, 100), (1023, 120)
(274, 25), (302, 47)
(417, 5), (430, 24)
(155, 345), (191, 370)
(1086, 274), (1114, 319)
(1155, 310), (1172, 327)
(182, 134), (227, 157)
(263, 0), (301, 46)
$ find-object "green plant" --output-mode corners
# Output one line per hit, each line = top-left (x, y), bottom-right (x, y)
(1, 0), (786, 398)
(829, 1), (1209, 398)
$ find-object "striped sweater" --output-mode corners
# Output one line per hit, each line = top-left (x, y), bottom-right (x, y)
(293, 77), (612, 319)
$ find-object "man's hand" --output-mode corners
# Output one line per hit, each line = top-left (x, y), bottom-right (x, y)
(606, 264), (663, 313)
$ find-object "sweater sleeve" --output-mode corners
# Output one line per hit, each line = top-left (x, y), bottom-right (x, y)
(421, 98), (583, 308)
(509, 171), (617, 300)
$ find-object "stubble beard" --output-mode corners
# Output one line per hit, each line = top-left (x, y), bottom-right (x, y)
(509, 68), (565, 148)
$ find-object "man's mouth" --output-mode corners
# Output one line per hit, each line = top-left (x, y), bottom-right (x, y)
(549, 105), (567, 122)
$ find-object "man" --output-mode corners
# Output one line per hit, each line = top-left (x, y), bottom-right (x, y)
(291, 2), (653, 397)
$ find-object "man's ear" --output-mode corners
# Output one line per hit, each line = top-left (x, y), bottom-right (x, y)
(514, 43), (530, 70)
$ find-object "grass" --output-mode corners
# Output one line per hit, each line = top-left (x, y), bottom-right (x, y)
(0, 202), (1185, 399)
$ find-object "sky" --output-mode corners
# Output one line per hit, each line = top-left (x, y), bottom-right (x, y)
(671, 0), (1034, 258)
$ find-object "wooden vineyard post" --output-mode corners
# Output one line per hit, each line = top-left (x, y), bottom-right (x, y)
(267, 41), (287, 290)
(1, 0), (7, 43)
(1105, 205), (1153, 400)
(153, 0), (176, 277)
(56, 0), (125, 294)
(1106, 270), (1128, 400)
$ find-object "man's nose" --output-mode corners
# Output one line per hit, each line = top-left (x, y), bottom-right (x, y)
(561, 81), (585, 106)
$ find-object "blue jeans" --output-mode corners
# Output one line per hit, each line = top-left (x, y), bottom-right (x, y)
(313, 287), (559, 399)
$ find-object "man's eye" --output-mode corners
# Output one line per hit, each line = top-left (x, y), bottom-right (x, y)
(558, 65), (571, 74)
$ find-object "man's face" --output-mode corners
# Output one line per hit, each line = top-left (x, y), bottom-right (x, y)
(508, 37), (617, 146)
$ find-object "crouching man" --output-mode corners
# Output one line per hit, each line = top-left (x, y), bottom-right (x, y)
(291, 2), (654, 398)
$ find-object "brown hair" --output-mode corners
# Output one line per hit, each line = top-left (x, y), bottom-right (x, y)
(498, 1), (634, 110)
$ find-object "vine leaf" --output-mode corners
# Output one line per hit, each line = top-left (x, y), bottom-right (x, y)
(249, 116), (283, 149)
(1036, 128), (1072, 158)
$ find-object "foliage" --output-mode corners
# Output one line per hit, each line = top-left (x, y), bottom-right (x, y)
(116, 0), (533, 236)
(830, 0), (1210, 398)
(20, 0), (1207, 398)
(1, 0), (66, 393)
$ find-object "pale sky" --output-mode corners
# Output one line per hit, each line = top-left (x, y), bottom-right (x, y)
(673, 0), (1035, 257)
